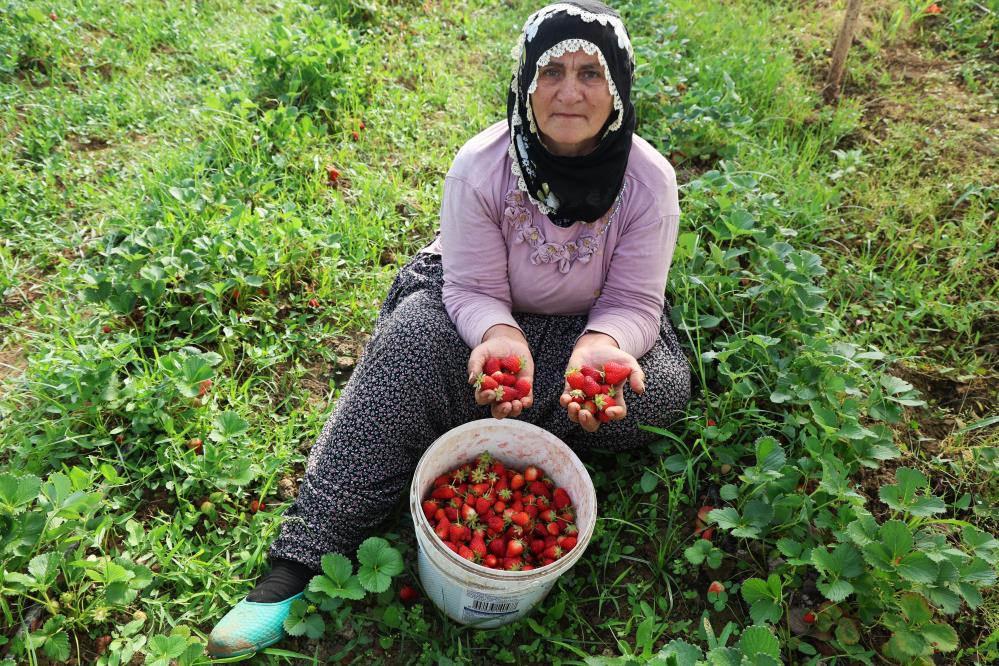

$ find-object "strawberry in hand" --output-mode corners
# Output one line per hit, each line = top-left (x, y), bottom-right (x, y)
(560, 333), (644, 433)
(468, 324), (534, 420)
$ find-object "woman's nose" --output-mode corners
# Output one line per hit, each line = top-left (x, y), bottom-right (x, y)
(555, 77), (584, 103)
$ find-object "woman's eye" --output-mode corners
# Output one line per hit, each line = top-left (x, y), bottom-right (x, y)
(541, 68), (560, 78)
(582, 70), (602, 80)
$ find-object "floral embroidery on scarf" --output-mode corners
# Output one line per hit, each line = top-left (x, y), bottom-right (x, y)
(504, 186), (625, 274)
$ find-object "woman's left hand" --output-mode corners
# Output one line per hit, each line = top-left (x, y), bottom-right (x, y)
(559, 333), (645, 433)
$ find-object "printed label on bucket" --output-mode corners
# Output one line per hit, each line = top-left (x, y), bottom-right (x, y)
(460, 589), (525, 622)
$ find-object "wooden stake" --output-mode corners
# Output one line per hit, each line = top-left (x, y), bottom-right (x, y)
(823, 0), (863, 105)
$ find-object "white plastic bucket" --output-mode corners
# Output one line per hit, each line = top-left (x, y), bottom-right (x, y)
(410, 419), (597, 628)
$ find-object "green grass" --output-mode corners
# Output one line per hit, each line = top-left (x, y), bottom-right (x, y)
(1, 0), (997, 663)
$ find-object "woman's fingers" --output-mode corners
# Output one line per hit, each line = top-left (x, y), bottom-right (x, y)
(629, 367), (646, 395)
(578, 409), (599, 433)
(475, 388), (494, 406)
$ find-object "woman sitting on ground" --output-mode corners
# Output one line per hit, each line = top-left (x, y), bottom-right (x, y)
(208, 0), (689, 656)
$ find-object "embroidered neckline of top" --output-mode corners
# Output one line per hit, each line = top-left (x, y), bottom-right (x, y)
(506, 182), (627, 274)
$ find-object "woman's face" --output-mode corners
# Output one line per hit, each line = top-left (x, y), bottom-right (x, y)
(530, 50), (614, 157)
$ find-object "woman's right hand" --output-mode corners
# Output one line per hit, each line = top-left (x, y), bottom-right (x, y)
(467, 324), (534, 419)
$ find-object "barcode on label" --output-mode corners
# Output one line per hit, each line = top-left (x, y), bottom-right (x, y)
(471, 599), (517, 613)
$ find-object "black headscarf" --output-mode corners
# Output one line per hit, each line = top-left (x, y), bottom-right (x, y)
(506, 1), (636, 227)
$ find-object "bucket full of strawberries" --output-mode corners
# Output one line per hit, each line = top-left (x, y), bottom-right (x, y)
(409, 419), (596, 628)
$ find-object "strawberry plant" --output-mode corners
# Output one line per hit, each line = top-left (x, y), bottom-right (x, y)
(285, 536), (403, 641)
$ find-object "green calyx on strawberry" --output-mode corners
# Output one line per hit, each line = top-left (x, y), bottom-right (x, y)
(476, 373), (499, 391)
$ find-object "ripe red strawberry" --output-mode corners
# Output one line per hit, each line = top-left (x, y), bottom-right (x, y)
(511, 511), (530, 527)
(449, 523), (468, 543)
(594, 394), (616, 411)
(503, 558), (523, 571)
(187, 437), (203, 454)
(524, 466), (541, 482)
(552, 488), (571, 510)
(477, 374), (499, 391)
(445, 541), (459, 553)
(102, 324), (112, 334)
(484, 357), (501, 374)
(487, 514), (506, 532)
(399, 585), (419, 603)
(433, 474), (450, 488)
(597, 410), (610, 423)
(483, 554), (498, 568)
(524, 504), (539, 519)
(498, 372), (517, 386)
(198, 379), (212, 397)
(708, 581), (724, 594)
(582, 400), (598, 414)
(351, 130), (360, 141)
(522, 564), (535, 571)
(565, 370), (586, 391)
(580, 365), (603, 381)
(495, 385), (521, 402)
(470, 535), (487, 559)
(460, 505), (477, 522)
(500, 355), (522, 373)
(602, 361), (630, 385)
(435, 517), (451, 540)
(582, 376), (602, 397)
(510, 473), (525, 490)
(697, 505), (714, 524)
(249, 499), (265, 513)
(546, 521), (562, 536)
(568, 389), (586, 403)
(803, 611), (816, 624)
(488, 538), (506, 557)
(528, 481), (550, 498)
(326, 165), (341, 185)
(543, 545), (563, 560)
(458, 545), (475, 560)
(475, 497), (492, 515)
(539, 508), (557, 523)
(557, 535), (577, 551)
(506, 538), (525, 557)
(706, 419), (716, 427)
(444, 506), (458, 522)
(422, 500), (438, 521)
(432, 486), (455, 500)
(700, 528), (715, 541)
(514, 377), (532, 396)
(530, 538), (546, 555)
(308, 298), (320, 308)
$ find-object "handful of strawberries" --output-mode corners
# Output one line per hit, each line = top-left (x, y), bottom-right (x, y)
(563, 362), (630, 423)
(474, 356), (632, 425)
(421, 451), (578, 571)
(474, 355), (532, 403)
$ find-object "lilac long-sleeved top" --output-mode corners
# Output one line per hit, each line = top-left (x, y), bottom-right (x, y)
(419, 120), (680, 360)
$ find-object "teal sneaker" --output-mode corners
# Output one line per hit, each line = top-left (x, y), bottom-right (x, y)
(207, 592), (304, 658)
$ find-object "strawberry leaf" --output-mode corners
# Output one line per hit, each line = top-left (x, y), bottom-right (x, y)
(737, 625), (781, 660)
(283, 599), (325, 639)
(922, 622), (958, 652)
(816, 578), (853, 602)
(879, 468), (946, 517)
(356, 537), (403, 593)
(42, 632), (70, 663)
(0, 473), (41, 513)
(309, 553), (364, 600)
